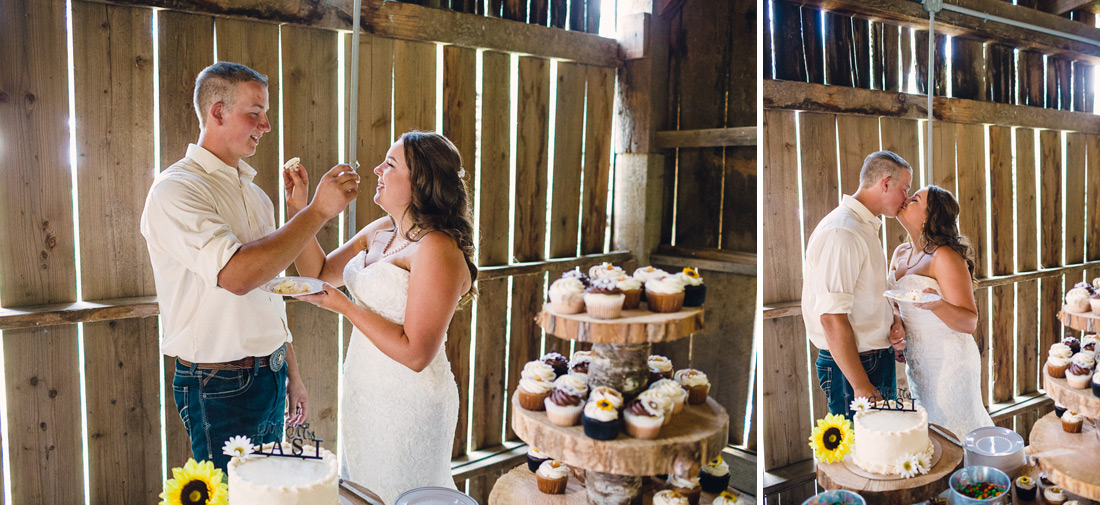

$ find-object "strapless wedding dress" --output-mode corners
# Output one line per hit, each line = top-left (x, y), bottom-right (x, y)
(889, 273), (993, 441)
(340, 252), (459, 502)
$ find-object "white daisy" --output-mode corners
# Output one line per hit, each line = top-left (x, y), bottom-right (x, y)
(915, 452), (932, 475)
(896, 454), (920, 479)
(222, 435), (255, 459)
(849, 397), (872, 414)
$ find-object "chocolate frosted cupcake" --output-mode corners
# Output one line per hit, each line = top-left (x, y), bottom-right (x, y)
(582, 398), (621, 440)
(668, 474), (702, 505)
(623, 397), (664, 439)
(613, 275), (643, 310)
(1063, 336), (1082, 354)
(541, 352), (569, 377)
(569, 351), (592, 379)
(584, 279), (625, 319)
(1062, 411), (1083, 433)
(562, 269), (591, 287)
(677, 268), (706, 307)
(1083, 335), (1099, 353)
(527, 447), (550, 472)
(548, 277), (586, 314)
(1066, 354), (1094, 389)
(675, 369), (711, 405)
(545, 374), (588, 426)
(517, 361), (556, 410)
(1014, 476), (1036, 501)
(645, 276), (686, 313)
(638, 389), (675, 426)
(701, 456), (731, 493)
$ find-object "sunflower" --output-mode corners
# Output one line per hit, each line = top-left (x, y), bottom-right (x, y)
(807, 414), (854, 463)
(159, 458), (228, 505)
(682, 267), (700, 279)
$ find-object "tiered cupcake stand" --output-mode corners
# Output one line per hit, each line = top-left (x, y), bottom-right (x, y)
(1032, 310), (1100, 501)
(488, 305), (730, 505)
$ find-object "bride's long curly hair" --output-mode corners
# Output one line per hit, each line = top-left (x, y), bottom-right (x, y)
(914, 185), (976, 278)
(396, 131), (478, 302)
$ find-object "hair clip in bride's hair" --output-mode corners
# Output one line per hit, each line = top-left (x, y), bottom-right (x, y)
(457, 167), (466, 179)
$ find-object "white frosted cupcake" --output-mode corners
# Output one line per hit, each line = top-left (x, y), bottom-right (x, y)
(1066, 354), (1095, 389)
(544, 374), (589, 426)
(668, 474), (702, 505)
(623, 397), (664, 439)
(712, 491), (739, 505)
(1049, 343), (1074, 360)
(633, 266), (669, 284)
(584, 279), (625, 319)
(536, 460), (569, 494)
(589, 386), (624, 409)
(653, 489), (690, 505)
(568, 350), (592, 379)
(649, 378), (688, 414)
(549, 277), (586, 314)
(589, 262), (626, 280)
(1062, 411), (1083, 433)
(613, 275), (643, 310)
(649, 355), (674, 381)
(675, 369), (711, 405)
(517, 361), (556, 410)
(637, 389), (674, 426)
(645, 276), (686, 313)
(1066, 287), (1091, 312)
(1091, 293), (1100, 314)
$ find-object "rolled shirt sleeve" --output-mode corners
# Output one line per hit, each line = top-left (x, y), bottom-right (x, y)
(806, 228), (866, 315)
(143, 178), (242, 289)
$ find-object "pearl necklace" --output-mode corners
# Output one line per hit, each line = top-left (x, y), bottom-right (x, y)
(382, 227), (416, 258)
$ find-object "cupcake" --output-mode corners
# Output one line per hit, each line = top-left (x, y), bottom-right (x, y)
(1093, 277), (1100, 291)
(569, 351), (591, 378)
(536, 460), (569, 494)
(1091, 293), (1100, 314)
(645, 276), (686, 313)
(582, 398), (621, 440)
(584, 279), (625, 319)
(545, 374), (588, 426)
(649, 355), (675, 380)
(589, 262), (626, 280)
(701, 456), (731, 493)
(1083, 335), (1099, 353)
(1066, 355), (1094, 389)
(677, 268), (706, 307)
(1093, 370), (1100, 397)
(633, 266), (670, 285)
(1054, 402), (1067, 418)
(1014, 476), (1036, 501)
(675, 369), (711, 405)
(541, 352), (569, 377)
(613, 275), (643, 310)
(1050, 343), (1074, 360)
(638, 389), (675, 425)
(1065, 501), (1081, 505)
(527, 447), (550, 472)
(712, 491), (739, 505)
(1062, 336), (1081, 354)
(562, 269), (591, 287)
(1038, 473), (1055, 493)
(1047, 356), (1071, 379)
(549, 277), (586, 314)
(650, 378), (688, 414)
(589, 386), (624, 409)
(517, 361), (556, 410)
(653, 490), (690, 505)
(1044, 486), (1067, 505)
(623, 397), (664, 439)
(1062, 411), (1083, 433)
(668, 474), (702, 505)
(1065, 287), (1091, 312)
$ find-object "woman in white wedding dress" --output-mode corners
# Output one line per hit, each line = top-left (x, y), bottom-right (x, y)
(286, 132), (475, 502)
(888, 185), (993, 440)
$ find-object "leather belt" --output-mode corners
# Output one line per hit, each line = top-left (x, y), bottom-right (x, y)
(178, 344), (287, 372)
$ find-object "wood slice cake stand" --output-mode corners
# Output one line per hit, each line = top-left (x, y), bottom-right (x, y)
(536, 304), (704, 344)
(1058, 308), (1100, 333)
(489, 464), (746, 505)
(815, 429), (963, 505)
(1042, 368), (1100, 421)
(1030, 413), (1100, 500)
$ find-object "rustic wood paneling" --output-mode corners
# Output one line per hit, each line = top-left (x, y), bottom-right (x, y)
(514, 56), (550, 264)
(580, 65), (614, 254)
(1065, 133), (1087, 265)
(799, 113), (841, 234)
(1039, 130), (1063, 353)
(394, 39), (437, 137)
(989, 125), (1014, 403)
(763, 317), (813, 469)
(952, 37), (986, 102)
(772, 1), (807, 82)
(1016, 128), (1040, 396)
(879, 117), (919, 253)
(353, 34), (394, 231)
(955, 122), (990, 406)
(157, 10), (213, 171)
(802, 6), (825, 85)
(825, 12), (855, 87)
(549, 62), (586, 260)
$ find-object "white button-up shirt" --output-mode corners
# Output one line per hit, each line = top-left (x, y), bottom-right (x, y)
(802, 195), (892, 353)
(141, 144), (291, 363)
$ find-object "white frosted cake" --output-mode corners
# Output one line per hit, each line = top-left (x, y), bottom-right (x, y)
(852, 403), (933, 475)
(228, 442), (339, 505)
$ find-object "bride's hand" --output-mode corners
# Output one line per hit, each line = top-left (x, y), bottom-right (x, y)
(912, 288), (943, 311)
(294, 282), (350, 312)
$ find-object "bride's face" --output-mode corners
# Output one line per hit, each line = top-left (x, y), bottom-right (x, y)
(898, 187), (929, 231)
(373, 141), (413, 215)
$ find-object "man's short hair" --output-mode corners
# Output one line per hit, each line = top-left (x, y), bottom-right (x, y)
(859, 150), (912, 188)
(193, 62), (268, 129)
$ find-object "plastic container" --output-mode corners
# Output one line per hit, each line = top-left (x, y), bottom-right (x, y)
(963, 427), (1026, 478)
(800, 489), (867, 505)
(948, 466), (1011, 505)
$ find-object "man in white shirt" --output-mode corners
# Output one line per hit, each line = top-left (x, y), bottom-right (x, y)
(802, 151), (911, 418)
(141, 62), (359, 470)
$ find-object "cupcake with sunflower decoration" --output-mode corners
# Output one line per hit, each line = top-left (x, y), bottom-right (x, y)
(160, 458), (229, 505)
(700, 456), (731, 492)
(589, 386), (624, 409)
(677, 268), (706, 307)
(712, 491), (739, 505)
(808, 413), (855, 464)
(582, 397), (621, 440)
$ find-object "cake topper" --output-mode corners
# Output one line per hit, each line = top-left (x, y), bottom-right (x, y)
(244, 422), (326, 460)
(868, 387), (916, 412)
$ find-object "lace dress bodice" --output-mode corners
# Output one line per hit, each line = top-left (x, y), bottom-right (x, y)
(888, 273), (993, 440)
(338, 252), (459, 502)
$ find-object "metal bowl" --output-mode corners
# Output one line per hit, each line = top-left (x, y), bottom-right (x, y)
(949, 466), (1011, 505)
(800, 489), (867, 505)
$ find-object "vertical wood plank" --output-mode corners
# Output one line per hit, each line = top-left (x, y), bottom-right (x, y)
(472, 278), (508, 451)
(1016, 128), (1040, 395)
(1072, 62), (1087, 112)
(871, 22), (885, 90)
(504, 0), (526, 22)
(851, 18), (871, 89)
(763, 318), (813, 469)
(1065, 133), (1086, 265)
(549, 62), (586, 259)
(1055, 57), (1072, 110)
(354, 35), (394, 231)
(952, 37), (986, 102)
(393, 39), (437, 135)
(879, 117), (920, 253)
(801, 6), (825, 85)
(900, 27), (914, 93)
(569, 0), (585, 32)
(4, 327), (83, 503)
(763, 110), (803, 303)
(763, 0), (774, 81)
(914, 31), (947, 96)
(445, 305), (471, 459)
(931, 121), (957, 193)
(825, 12), (854, 87)
(722, 147), (757, 251)
(550, 0), (567, 28)
(585, 0), (600, 33)
(281, 24), (341, 446)
(1087, 135), (1100, 268)
(988, 125), (1014, 403)
(581, 65), (614, 254)
(157, 10), (213, 171)
(514, 56), (550, 264)
(955, 123), (989, 406)
(530, 0), (548, 26)
(884, 24), (901, 92)
(507, 272), (542, 443)
(1039, 130), (1063, 354)
(1022, 50), (1046, 108)
(798, 113), (840, 235)
(771, 1), (806, 82)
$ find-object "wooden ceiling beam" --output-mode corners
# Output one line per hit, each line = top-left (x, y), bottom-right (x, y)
(1037, 0), (1098, 15)
(656, 0), (688, 18)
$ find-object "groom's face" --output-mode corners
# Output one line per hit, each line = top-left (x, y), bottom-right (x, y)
(882, 169), (912, 218)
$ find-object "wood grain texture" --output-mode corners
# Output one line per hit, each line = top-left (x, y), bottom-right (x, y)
(394, 39), (437, 136)
(472, 277), (508, 451)
(580, 65), (614, 255)
(1043, 368), (1100, 418)
(1088, 135), (1100, 272)
(1022, 50), (1046, 107)
(826, 12), (855, 88)
(955, 122), (990, 406)
(507, 273), (543, 441)
(762, 110), (802, 304)
(442, 44), (477, 211)
(479, 51), (512, 267)
(835, 115), (880, 200)
(816, 431), (963, 504)
(446, 303), (472, 458)
(798, 113), (841, 236)
(989, 125), (1014, 403)
(0, 0), (78, 307)
(549, 62), (586, 259)
(514, 56), (550, 263)
(800, 6), (824, 85)
(537, 305), (704, 344)
(1040, 130), (1064, 350)
(1016, 127), (1040, 395)
(771, 1), (807, 83)
(762, 317), (813, 469)
(951, 37), (986, 101)
(352, 34), (393, 232)
(4, 326), (83, 503)
(878, 117), (917, 253)
(1030, 413), (1100, 501)
(1066, 133), (1087, 265)
(157, 10), (213, 171)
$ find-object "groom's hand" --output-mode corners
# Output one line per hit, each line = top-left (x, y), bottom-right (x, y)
(309, 164), (359, 219)
(889, 316), (906, 352)
(286, 375), (309, 426)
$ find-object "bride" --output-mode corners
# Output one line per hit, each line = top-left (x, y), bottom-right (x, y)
(287, 131), (475, 502)
(888, 185), (993, 440)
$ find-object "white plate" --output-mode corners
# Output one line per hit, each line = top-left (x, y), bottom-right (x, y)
(393, 487), (479, 505)
(260, 276), (324, 296)
(883, 289), (941, 304)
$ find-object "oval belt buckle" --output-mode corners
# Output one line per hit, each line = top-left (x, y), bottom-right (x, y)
(269, 345), (287, 372)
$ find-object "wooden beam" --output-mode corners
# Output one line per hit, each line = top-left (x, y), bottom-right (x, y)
(478, 251), (634, 280)
(764, 80), (1100, 134)
(787, 0), (1100, 63)
(654, 127), (757, 149)
(1037, 0), (1098, 15)
(762, 300), (802, 320)
(82, 0), (621, 67)
(651, 245), (758, 276)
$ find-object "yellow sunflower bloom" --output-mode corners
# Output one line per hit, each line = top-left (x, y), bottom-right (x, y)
(807, 414), (854, 464)
(159, 458), (228, 505)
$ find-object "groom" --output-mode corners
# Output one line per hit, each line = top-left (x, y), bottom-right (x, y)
(802, 151), (912, 418)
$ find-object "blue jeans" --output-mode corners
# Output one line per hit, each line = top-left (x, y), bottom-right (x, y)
(172, 358), (286, 471)
(815, 348), (896, 419)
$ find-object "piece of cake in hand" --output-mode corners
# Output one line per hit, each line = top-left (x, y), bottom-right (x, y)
(645, 276), (686, 313)
(582, 397), (621, 440)
(700, 456), (731, 493)
(667, 474), (702, 505)
(544, 374), (588, 426)
(677, 268), (706, 306)
(650, 378), (688, 414)
(549, 277), (586, 314)
(1014, 476), (1036, 501)
(535, 460), (569, 495)
(527, 447), (550, 472)
(1061, 411), (1083, 433)
(584, 279), (626, 319)
(1065, 354), (1094, 389)
(675, 369), (711, 405)
(653, 489), (690, 505)
(540, 352), (569, 377)
(623, 397), (664, 439)
(517, 361), (556, 410)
